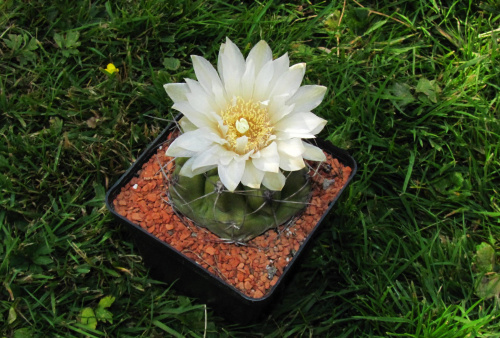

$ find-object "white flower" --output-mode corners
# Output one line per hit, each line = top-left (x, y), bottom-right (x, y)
(164, 37), (327, 192)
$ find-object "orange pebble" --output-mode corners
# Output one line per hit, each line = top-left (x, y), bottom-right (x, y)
(130, 213), (142, 221)
(254, 290), (264, 298)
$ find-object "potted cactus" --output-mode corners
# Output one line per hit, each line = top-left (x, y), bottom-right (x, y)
(106, 38), (356, 322)
(164, 38), (329, 242)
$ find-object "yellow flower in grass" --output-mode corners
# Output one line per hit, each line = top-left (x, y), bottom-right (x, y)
(104, 63), (119, 75)
(164, 38), (327, 192)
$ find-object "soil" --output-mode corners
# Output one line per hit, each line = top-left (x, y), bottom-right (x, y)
(112, 133), (352, 299)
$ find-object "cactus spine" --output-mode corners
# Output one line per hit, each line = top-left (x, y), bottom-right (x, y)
(169, 158), (311, 242)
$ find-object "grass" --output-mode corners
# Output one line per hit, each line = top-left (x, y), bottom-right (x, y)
(1, 0), (499, 336)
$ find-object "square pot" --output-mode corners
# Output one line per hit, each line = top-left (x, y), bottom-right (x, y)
(105, 120), (357, 323)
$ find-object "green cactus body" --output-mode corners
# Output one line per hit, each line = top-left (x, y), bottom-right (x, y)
(169, 158), (311, 242)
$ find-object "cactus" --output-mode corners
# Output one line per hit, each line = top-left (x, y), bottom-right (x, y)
(168, 158), (311, 242)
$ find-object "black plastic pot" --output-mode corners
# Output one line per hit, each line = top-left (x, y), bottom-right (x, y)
(105, 120), (357, 323)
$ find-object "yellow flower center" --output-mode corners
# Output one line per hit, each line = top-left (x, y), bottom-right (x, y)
(220, 97), (273, 154)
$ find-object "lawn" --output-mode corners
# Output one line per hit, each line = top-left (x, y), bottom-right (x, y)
(1, 0), (499, 336)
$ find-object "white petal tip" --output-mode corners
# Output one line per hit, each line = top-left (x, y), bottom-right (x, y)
(291, 63), (306, 71)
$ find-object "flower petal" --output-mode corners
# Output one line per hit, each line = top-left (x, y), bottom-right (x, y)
(218, 37), (246, 99)
(252, 142), (279, 173)
(235, 136), (248, 154)
(185, 78), (220, 114)
(165, 146), (198, 158)
(270, 53), (290, 81)
(302, 141), (326, 162)
(165, 128), (224, 157)
(240, 58), (255, 101)
(277, 139), (306, 171)
(262, 171), (286, 191)
(274, 112), (327, 139)
(219, 151), (236, 166)
(178, 157), (197, 177)
(191, 144), (224, 170)
(267, 96), (294, 125)
(179, 156), (216, 177)
(252, 59), (275, 102)
(217, 43), (226, 87)
(164, 83), (189, 103)
(178, 116), (197, 132)
(270, 63), (305, 99)
(191, 55), (222, 92)
(278, 152), (305, 171)
(211, 79), (228, 111)
(254, 53), (290, 102)
(172, 101), (218, 129)
(218, 159), (246, 192)
(246, 40), (273, 76)
(191, 55), (227, 110)
(241, 160), (265, 189)
(286, 85), (327, 114)
(277, 138), (305, 157)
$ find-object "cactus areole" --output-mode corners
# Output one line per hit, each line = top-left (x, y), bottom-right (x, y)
(169, 157), (311, 242)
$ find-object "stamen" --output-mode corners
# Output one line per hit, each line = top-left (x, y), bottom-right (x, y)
(220, 97), (273, 154)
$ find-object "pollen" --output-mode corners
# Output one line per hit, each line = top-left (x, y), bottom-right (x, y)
(220, 97), (273, 154)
